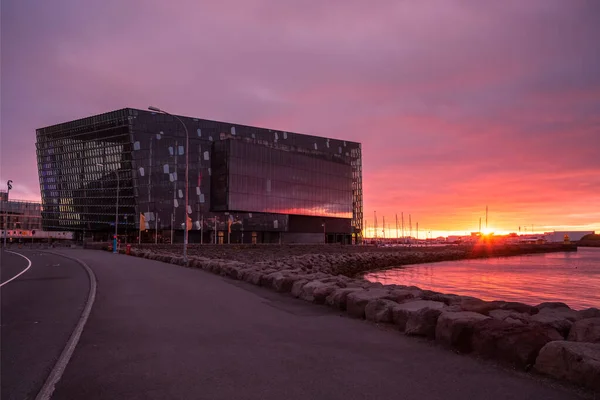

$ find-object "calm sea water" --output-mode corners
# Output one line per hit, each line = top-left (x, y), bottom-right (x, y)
(364, 247), (600, 310)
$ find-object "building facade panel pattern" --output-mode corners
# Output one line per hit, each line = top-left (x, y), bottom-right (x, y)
(36, 108), (363, 243)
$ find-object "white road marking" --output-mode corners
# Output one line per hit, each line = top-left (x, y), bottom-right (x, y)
(35, 251), (97, 400)
(1, 251), (32, 287)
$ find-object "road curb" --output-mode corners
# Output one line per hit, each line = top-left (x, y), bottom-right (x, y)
(34, 251), (97, 400)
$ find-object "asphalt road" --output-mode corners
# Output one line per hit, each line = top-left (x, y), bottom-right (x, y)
(43, 249), (586, 400)
(1, 250), (90, 400)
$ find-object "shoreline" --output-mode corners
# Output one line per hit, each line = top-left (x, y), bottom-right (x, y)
(122, 243), (599, 392)
(124, 243), (599, 392)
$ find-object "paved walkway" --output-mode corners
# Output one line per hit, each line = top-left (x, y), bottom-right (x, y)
(20, 249), (589, 399)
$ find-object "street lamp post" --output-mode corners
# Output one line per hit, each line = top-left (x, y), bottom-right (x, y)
(3, 180), (13, 248)
(97, 164), (119, 254)
(148, 106), (189, 264)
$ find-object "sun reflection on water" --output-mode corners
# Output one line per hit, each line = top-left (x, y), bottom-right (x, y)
(364, 248), (600, 310)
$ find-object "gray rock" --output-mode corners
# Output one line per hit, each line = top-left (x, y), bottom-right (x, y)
(488, 309), (531, 324)
(471, 319), (562, 368)
(578, 307), (600, 320)
(259, 271), (281, 287)
(405, 307), (443, 338)
(272, 274), (297, 293)
(243, 270), (263, 286)
(531, 307), (578, 337)
(392, 300), (446, 331)
(347, 289), (391, 319)
(536, 302), (571, 310)
(496, 301), (539, 315)
(300, 280), (329, 302)
(326, 288), (362, 311)
(365, 299), (398, 323)
(567, 318), (600, 343)
(312, 283), (340, 304)
(534, 341), (600, 391)
(422, 292), (462, 305)
(291, 279), (309, 298)
(459, 298), (501, 315)
(385, 289), (416, 303)
(435, 311), (490, 352)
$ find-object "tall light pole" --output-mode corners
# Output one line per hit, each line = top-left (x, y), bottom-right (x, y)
(97, 164), (119, 254)
(3, 180), (13, 248)
(148, 106), (189, 264)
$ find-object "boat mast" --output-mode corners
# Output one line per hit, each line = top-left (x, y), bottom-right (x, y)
(374, 211), (378, 239)
(401, 212), (404, 243)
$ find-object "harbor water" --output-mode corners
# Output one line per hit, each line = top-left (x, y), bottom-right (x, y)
(364, 247), (600, 310)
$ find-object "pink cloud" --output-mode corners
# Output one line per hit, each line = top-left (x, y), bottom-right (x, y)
(1, 0), (598, 234)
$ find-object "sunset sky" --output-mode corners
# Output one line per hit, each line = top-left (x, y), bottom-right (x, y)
(1, 1), (599, 237)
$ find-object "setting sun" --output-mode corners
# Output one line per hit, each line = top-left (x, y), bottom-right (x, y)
(481, 227), (495, 235)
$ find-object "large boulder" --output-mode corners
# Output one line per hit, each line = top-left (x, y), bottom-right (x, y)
(386, 289), (417, 303)
(391, 300), (446, 331)
(243, 270), (263, 286)
(496, 302), (538, 315)
(488, 309), (531, 324)
(326, 288), (362, 311)
(536, 302), (570, 310)
(578, 308), (600, 320)
(291, 279), (309, 298)
(272, 274), (298, 293)
(300, 281), (333, 303)
(435, 311), (490, 352)
(534, 341), (600, 391)
(346, 289), (391, 319)
(365, 299), (398, 323)
(405, 307), (443, 338)
(459, 297), (501, 315)
(567, 318), (600, 343)
(259, 271), (282, 288)
(471, 319), (562, 368)
(421, 292), (462, 306)
(531, 307), (578, 337)
(312, 282), (341, 304)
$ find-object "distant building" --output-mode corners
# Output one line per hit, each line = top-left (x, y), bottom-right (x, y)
(543, 231), (595, 243)
(0, 191), (43, 239)
(36, 108), (363, 244)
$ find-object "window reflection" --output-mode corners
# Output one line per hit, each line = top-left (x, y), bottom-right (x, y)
(223, 141), (352, 218)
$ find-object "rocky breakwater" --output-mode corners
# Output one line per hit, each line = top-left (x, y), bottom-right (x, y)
(128, 246), (598, 392)
(129, 243), (575, 277)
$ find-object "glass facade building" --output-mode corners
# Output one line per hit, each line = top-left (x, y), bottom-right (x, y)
(36, 108), (363, 244)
